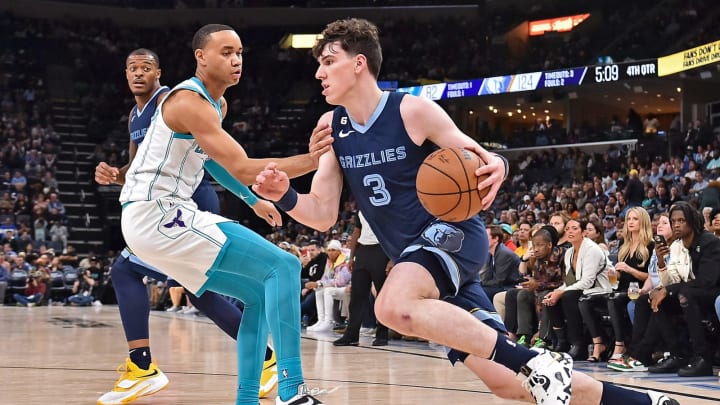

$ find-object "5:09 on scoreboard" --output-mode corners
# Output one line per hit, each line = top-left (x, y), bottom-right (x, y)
(589, 60), (658, 84)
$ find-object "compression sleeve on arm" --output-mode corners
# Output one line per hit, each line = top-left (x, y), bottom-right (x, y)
(204, 159), (258, 207)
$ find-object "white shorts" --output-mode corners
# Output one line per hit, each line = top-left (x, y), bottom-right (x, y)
(121, 199), (230, 294)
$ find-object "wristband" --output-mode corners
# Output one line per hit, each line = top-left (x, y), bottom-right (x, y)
(276, 187), (298, 211)
(493, 153), (509, 180)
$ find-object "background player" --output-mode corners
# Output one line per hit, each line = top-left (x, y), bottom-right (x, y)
(253, 18), (679, 405)
(94, 48), (278, 405)
(119, 25), (330, 405)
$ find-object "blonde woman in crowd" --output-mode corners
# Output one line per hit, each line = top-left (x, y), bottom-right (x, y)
(605, 207), (653, 359)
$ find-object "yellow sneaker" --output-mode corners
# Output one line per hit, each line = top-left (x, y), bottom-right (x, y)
(259, 350), (278, 398)
(97, 358), (169, 405)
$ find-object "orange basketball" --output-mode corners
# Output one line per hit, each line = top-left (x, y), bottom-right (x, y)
(416, 148), (489, 222)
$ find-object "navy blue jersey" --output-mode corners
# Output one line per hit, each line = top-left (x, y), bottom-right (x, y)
(128, 86), (170, 146)
(331, 92), (485, 263)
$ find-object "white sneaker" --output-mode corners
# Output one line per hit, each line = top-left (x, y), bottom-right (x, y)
(360, 327), (376, 336)
(306, 321), (323, 332)
(275, 384), (324, 404)
(308, 320), (333, 332)
(182, 307), (200, 315)
(647, 390), (680, 405)
(307, 320), (331, 332)
(165, 306), (181, 312)
(520, 348), (572, 405)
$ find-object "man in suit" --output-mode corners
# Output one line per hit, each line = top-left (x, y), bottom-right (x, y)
(481, 225), (521, 300)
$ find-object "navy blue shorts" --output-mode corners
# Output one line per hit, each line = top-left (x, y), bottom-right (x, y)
(191, 178), (220, 214)
(395, 219), (506, 364)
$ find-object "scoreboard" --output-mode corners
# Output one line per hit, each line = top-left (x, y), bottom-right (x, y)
(397, 60), (658, 101)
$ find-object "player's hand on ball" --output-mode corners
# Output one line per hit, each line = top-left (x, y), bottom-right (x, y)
(309, 122), (334, 166)
(467, 146), (505, 210)
(251, 199), (282, 227)
(253, 162), (290, 201)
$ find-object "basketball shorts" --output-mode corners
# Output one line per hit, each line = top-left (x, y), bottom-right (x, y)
(121, 198), (229, 294)
(396, 219), (506, 364)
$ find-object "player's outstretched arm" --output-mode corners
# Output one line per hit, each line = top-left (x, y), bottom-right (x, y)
(254, 112), (343, 231)
(401, 95), (507, 209)
(164, 90), (331, 184)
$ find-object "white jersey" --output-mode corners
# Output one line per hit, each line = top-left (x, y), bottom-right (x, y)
(119, 77), (228, 294)
(120, 77), (222, 205)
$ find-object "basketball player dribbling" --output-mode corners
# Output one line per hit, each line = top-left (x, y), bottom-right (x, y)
(253, 18), (678, 405)
(119, 25), (331, 405)
(94, 48), (284, 404)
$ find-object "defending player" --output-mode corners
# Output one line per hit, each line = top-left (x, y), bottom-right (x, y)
(95, 48), (281, 405)
(120, 25), (330, 405)
(253, 18), (678, 405)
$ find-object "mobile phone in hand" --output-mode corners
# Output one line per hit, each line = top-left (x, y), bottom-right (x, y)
(653, 234), (666, 246)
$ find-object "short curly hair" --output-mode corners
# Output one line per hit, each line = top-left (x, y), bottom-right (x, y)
(312, 18), (382, 79)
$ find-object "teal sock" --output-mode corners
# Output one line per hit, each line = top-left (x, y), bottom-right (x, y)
(277, 357), (304, 401)
(235, 378), (260, 405)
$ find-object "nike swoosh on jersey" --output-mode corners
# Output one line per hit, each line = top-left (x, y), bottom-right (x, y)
(338, 129), (355, 138)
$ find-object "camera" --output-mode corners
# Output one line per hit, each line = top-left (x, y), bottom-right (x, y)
(653, 234), (666, 246)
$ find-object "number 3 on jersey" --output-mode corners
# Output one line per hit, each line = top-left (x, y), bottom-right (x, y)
(364, 174), (391, 206)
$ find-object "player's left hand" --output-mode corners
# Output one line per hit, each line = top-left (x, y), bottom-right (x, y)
(309, 122), (334, 167)
(465, 146), (505, 210)
(253, 162), (290, 201)
(250, 199), (282, 227)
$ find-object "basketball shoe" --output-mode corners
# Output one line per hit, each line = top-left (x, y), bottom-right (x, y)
(275, 384), (324, 404)
(520, 348), (573, 405)
(97, 358), (169, 405)
(259, 350), (278, 398)
(647, 390), (680, 405)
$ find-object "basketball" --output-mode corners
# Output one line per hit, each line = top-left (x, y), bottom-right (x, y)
(416, 147), (489, 222)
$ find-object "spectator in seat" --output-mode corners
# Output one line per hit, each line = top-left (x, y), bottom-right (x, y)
(543, 218), (611, 360)
(0, 255), (8, 304)
(299, 239), (327, 326)
(480, 225), (520, 300)
(306, 240), (351, 332)
(647, 202), (720, 377)
(46, 192), (65, 222)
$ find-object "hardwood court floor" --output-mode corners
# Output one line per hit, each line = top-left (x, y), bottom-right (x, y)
(1, 305), (718, 404)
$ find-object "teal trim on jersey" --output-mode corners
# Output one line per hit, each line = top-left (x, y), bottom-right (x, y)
(121, 201), (134, 210)
(170, 139), (195, 200)
(146, 131), (176, 201)
(172, 133), (194, 139)
(188, 77), (222, 120)
(347, 91), (390, 133)
(204, 159), (258, 206)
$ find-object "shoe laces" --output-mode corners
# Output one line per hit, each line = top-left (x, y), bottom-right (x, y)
(114, 362), (132, 382)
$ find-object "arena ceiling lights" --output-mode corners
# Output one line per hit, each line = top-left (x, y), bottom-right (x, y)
(279, 34), (322, 49)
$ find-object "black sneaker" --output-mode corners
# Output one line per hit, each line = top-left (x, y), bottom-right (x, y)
(648, 355), (683, 373)
(333, 336), (359, 346)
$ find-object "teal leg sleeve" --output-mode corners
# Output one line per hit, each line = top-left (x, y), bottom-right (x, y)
(202, 222), (304, 402)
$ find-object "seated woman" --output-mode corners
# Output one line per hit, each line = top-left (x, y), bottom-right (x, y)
(514, 225), (565, 348)
(608, 212), (674, 372)
(604, 208), (653, 360)
(543, 218), (612, 360)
